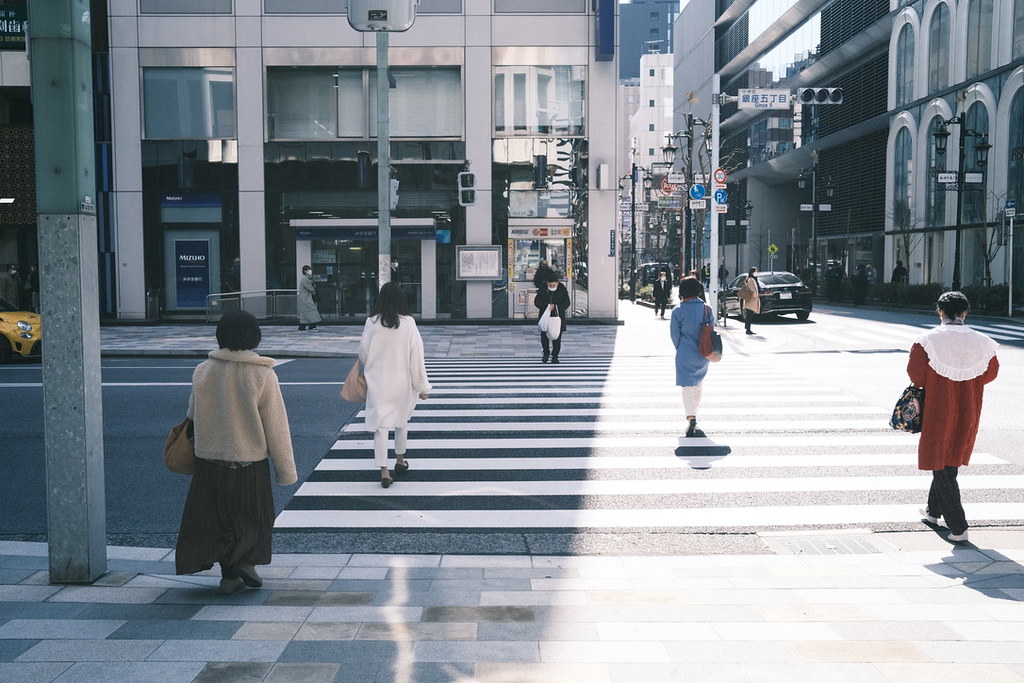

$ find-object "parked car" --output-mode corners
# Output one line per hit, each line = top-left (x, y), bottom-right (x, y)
(0, 297), (42, 363)
(718, 270), (812, 321)
(640, 262), (672, 285)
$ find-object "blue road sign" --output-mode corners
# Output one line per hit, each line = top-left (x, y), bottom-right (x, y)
(688, 184), (706, 200)
(714, 188), (728, 205)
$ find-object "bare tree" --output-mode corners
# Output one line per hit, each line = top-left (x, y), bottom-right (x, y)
(971, 190), (1006, 288)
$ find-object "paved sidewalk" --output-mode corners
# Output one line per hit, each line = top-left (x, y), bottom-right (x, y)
(2, 531), (1024, 682)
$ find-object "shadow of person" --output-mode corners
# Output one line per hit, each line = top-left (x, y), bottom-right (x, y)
(924, 544), (1024, 601)
(674, 439), (731, 471)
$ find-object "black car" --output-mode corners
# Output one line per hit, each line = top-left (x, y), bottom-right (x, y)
(719, 271), (812, 321)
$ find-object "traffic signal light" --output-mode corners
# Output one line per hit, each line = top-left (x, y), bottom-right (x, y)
(457, 171), (475, 206)
(797, 87), (843, 105)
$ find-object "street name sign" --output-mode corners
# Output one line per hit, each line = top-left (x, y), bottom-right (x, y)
(937, 172), (957, 184)
(689, 199), (706, 209)
(738, 89), (792, 110)
(667, 172), (685, 184)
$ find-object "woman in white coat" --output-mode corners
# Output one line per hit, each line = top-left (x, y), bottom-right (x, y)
(358, 282), (432, 487)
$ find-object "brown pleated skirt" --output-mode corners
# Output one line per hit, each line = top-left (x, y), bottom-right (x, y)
(175, 457), (275, 575)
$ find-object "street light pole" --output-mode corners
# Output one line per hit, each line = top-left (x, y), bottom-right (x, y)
(630, 162), (638, 303)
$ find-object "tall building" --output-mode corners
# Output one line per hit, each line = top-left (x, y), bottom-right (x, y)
(886, 0), (1024, 291)
(619, 0), (677, 81)
(11, 0), (622, 322)
(676, 0), (894, 283)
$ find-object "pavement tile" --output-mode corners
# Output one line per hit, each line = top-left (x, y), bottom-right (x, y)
(0, 619), (125, 640)
(421, 606), (534, 623)
(306, 606), (423, 623)
(0, 569), (37, 585)
(898, 587), (1024, 604)
(0, 602), (88, 620)
(0, 639), (37, 662)
(371, 589), (483, 607)
(192, 605), (313, 622)
(873, 662), (1024, 683)
(0, 542), (48, 557)
(979, 603), (1024, 621)
(17, 571), (51, 586)
(664, 641), (802, 664)
(270, 554), (352, 566)
(440, 556), (533, 569)
(147, 639), (289, 662)
(56, 661), (205, 683)
(328, 578), (433, 592)
(539, 640), (669, 663)
(315, 592), (375, 606)
(792, 639), (931, 663)
(713, 621), (841, 641)
(75, 603), (203, 620)
(107, 619), (242, 641)
(15, 639), (162, 662)
(484, 568), (580, 579)
(155, 587), (268, 605)
(44, 587), (167, 605)
(285, 566), (341, 580)
(739, 662), (889, 682)
(265, 662), (340, 682)
(278, 639), (398, 663)
(335, 567), (389, 580)
(387, 567), (484, 580)
(355, 621), (477, 641)
(0, 661), (71, 682)
(594, 622), (719, 642)
(193, 661), (273, 682)
(0, 586), (62, 602)
(532, 603), (764, 623)
(828, 620), (963, 641)
(584, 589), (694, 605)
(755, 604), (877, 622)
(477, 662), (612, 682)
(346, 555), (441, 568)
(947, 621), (1024, 641)
(867, 603), (993, 622)
(292, 622), (361, 641)
(479, 591), (588, 606)
(476, 621), (599, 642)
(414, 640), (541, 663)
(105, 546), (172, 562)
(232, 621), (302, 640)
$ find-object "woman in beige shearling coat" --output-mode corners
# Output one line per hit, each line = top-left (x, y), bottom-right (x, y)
(176, 310), (297, 594)
(738, 267), (761, 335)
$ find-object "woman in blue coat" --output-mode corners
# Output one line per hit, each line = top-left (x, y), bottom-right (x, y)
(670, 276), (713, 437)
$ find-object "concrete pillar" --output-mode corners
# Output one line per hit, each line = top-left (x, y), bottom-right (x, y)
(29, 0), (107, 583)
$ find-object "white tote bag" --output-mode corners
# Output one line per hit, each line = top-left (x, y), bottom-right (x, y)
(546, 315), (562, 340)
(538, 306), (551, 333)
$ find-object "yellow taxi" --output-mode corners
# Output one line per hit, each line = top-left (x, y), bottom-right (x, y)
(0, 297), (42, 363)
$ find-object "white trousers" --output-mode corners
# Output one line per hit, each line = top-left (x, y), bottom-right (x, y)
(373, 426), (408, 467)
(681, 384), (703, 417)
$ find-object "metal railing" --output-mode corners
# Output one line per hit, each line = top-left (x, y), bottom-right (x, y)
(205, 289), (299, 323)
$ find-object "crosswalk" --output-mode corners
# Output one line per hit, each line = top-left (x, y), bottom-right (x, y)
(275, 355), (1024, 533)
(758, 314), (1024, 349)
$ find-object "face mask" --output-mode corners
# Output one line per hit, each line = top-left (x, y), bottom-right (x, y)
(547, 285), (557, 291)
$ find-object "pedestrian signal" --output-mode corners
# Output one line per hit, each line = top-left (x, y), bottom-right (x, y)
(457, 172), (475, 207)
(797, 87), (843, 105)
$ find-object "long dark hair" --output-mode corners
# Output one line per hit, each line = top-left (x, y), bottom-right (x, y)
(372, 281), (410, 329)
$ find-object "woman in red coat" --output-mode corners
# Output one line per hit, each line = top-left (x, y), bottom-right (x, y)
(908, 291), (998, 543)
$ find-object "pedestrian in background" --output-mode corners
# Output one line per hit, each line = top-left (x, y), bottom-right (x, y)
(910, 291), (998, 543)
(27, 263), (40, 313)
(534, 272), (570, 363)
(738, 267), (760, 335)
(652, 270), (671, 319)
(176, 310), (297, 594)
(825, 262), (844, 302)
(297, 265), (321, 332)
(0, 264), (20, 306)
(671, 276), (712, 438)
(852, 263), (868, 305)
(891, 260), (908, 284)
(533, 259), (555, 289)
(359, 282), (432, 488)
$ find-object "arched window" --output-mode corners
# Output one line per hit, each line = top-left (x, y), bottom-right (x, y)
(963, 103), (990, 225)
(928, 4), (951, 93)
(927, 116), (948, 227)
(895, 24), (915, 106)
(1010, 90), (1024, 210)
(894, 127), (914, 229)
(1014, 0), (1024, 58)
(966, 0), (994, 78)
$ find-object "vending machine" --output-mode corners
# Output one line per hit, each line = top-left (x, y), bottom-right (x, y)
(508, 225), (573, 318)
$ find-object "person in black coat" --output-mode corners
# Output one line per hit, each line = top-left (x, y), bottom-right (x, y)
(652, 270), (671, 319)
(532, 260), (556, 289)
(534, 272), (570, 363)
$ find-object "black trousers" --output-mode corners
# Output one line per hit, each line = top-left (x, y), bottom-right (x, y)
(654, 299), (668, 316)
(540, 330), (562, 358)
(927, 466), (968, 535)
(744, 309), (755, 332)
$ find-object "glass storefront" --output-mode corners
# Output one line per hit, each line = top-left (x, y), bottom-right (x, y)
(308, 237), (423, 318)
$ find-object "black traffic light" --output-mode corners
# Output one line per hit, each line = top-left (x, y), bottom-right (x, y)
(457, 171), (475, 206)
(797, 87), (843, 105)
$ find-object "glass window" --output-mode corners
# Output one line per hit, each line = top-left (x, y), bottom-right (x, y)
(928, 4), (950, 93)
(267, 68), (337, 139)
(966, 0), (994, 78)
(1015, 0), (1024, 58)
(895, 24), (915, 107)
(893, 127), (913, 229)
(1011, 90), (1024, 206)
(267, 67), (461, 140)
(649, 69), (655, 77)
(927, 116), (947, 227)
(143, 67), (235, 139)
(963, 103), (990, 225)
(493, 66), (586, 137)
(649, 99), (655, 107)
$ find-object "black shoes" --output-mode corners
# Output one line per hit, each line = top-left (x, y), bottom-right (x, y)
(381, 476), (393, 488)
(685, 418), (706, 438)
(233, 564), (263, 588)
(542, 355), (549, 363)
(394, 460), (410, 476)
(551, 357), (560, 364)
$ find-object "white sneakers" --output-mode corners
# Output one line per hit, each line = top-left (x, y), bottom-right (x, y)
(947, 531), (970, 543)
(920, 508), (969, 542)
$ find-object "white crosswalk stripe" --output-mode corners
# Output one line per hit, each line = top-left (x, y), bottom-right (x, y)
(276, 356), (1024, 532)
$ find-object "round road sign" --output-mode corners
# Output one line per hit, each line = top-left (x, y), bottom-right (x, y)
(713, 188), (728, 205)
(688, 184), (706, 200)
(713, 168), (727, 184)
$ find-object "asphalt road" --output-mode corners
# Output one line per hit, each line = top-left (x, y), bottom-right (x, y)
(1, 306), (1021, 555)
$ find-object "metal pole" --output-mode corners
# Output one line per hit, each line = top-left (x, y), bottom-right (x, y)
(1010, 214), (1015, 317)
(709, 74), (721, 308)
(630, 163), (637, 302)
(811, 164), (818, 294)
(377, 31), (391, 287)
(952, 121), (966, 291)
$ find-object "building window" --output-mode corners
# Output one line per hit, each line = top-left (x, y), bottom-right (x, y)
(927, 4), (950, 93)
(926, 116), (947, 227)
(647, 148), (655, 156)
(1015, 0), (1024, 58)
(648, 124), (655, 131)
(267, 66), (462, 140)
(493, 65), (586, 136)
(649, 69), (655, 77)
(143, 67), (235, 139)
(966, 0), (994, 78)
(895, 24), (915, 107)
(963, 102), (990, 225)
(893, 126), (913, 232)
(649, 99), (655, 107)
